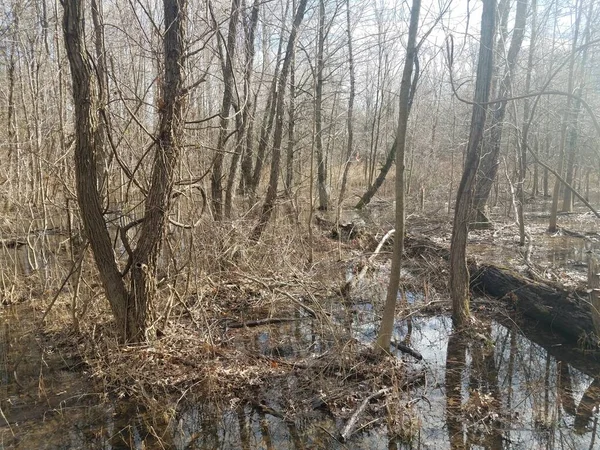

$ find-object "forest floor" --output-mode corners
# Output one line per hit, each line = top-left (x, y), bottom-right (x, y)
(3, 196), (600, 448)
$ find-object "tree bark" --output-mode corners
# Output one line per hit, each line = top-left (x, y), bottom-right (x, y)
(562, 0), (593, 212)
(516, 0), (535, 246)
(471, 0), (527, 227)
(63, 0), (129, 335)
(315, 0), (329, 211)
(355, 58), (418, 210)
(128, 0), (186, 342)
(374, 0), (420, 353)
(471, 264), (598, 344)
(225, 0), (260, 216)
(449, 0), (496, 327)
(337, 0), (355, 208)
(211, 0), (240, 220)
(63, 0), (186, 343)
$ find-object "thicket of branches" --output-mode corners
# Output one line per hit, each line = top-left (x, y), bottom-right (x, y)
(1, 0), (599, 339)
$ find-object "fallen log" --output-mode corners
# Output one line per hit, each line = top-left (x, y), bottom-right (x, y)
(470, 264), (597, 344)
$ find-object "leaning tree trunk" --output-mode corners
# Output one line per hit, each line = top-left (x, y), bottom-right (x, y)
(63, 0), (129, 335)
(374, 0), (420, 353)
(355, 58), (419, 210)
(449, 0), (496, 327)
(250, 0), (309, 241)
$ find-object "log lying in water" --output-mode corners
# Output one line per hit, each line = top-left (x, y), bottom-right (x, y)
(470, 264), (597, 344)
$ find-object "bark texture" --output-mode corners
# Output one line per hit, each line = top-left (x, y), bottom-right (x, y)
(471, 0), (527, 227)
(128, 0), (186, 342)
(472, 264), (598, 344)
(449, 0), (496, 327)
(63, 0), (129, 335)
(63, 0), (186, 342)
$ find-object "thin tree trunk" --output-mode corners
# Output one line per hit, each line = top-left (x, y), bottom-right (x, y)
(315, 0), (329, 210)
(285, 6), (297, 195)
(250, 0), (309, 241)
(549, 2), (580, 232)
(248, 3), (289, 199)
(516, 0), (535, 246)
(91, 0), (110, 196)
(211, 0), (240, 220)
(562, 0), (593, 212)
(355, 58), (419, 210)
(471, 0), (527, 227)
(225, 0), (259, 217)
(374, 0), (420, 353)
(337, 0), (355, 208)
(449, 0), (496, 327)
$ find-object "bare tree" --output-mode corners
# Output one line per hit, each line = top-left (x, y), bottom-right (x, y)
(250, 0), (309, 241)
(374, 0), (420, 353)
(62, 0), (187, 342)
(337, 0), (356, 208)
(449, 0), (496, 327)
(210, 0), (241, 220)
(471, 0), (528, 228)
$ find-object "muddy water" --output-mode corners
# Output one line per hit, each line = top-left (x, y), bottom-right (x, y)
(2, 300), (600, 449)
(3, 204), (600, 448)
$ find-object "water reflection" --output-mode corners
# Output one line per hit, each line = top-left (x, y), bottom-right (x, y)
(2, 302), (600, 449)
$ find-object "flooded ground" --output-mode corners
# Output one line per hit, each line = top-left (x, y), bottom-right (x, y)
(2, 199), (600, 448)
(2, 299), (600, 449)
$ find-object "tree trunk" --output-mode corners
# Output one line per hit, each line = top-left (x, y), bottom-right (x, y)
(247, 2), (289, 199)
(471, 0), (527, 228)
(449, 0), (496, 327)
(471, 264), (598, 344)
(128, 0), (186, 342)
(250, 0), (309, 241)
(516, 0), (535, 246)
(561, 0), (593, 212)
(337, 0), (355, 209)
(285, 28), (296, 195)
(355, 58), (418, 210)
(211, 0), (240, 220)
(63, 0), (129, 335)
(315, 0), (329, 211)
(63, 0), (186, 343)
(549, 0), (580, 232)
(90, 0), (110, 196)
(225, 0), (259, 217)
(374, 0), (420, 353)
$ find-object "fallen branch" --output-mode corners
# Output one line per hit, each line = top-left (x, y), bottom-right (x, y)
(251, 401), (289, 422)
(274, 288), (317, 318)
(343, 229), (395, 296)
(225, 317), (299, 329)
(340, 387), (390, 442)
(391, 340), (423, 360)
